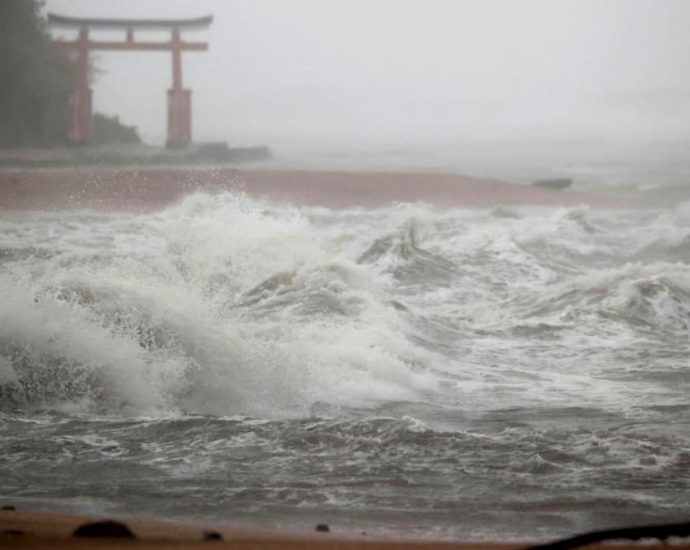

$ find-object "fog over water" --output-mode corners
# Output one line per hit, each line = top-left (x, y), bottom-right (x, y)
(45, 0), (690, 149)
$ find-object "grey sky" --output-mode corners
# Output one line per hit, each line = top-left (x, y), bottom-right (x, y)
(44, 0), (690, 146)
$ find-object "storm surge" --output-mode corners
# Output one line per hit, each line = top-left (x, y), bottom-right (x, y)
(1, 192), (689, 539)
(0, 193), (430, 416)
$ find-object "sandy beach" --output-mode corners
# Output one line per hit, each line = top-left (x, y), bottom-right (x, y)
(2, 508), (687, 550)
(0, 168), (621, 212)
(0, 508), (524, 549)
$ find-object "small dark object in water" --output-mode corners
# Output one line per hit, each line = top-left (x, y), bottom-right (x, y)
(1, 506), (15, 511)
(203, 530), (223, 541)
(3, 529), (24, 536)
(73, 520), (136, 538)
(315, 523), (330, 533)
(532, 178), (572, 190)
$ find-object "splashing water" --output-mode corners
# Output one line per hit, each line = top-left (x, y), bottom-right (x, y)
(1, 192), (689, 540)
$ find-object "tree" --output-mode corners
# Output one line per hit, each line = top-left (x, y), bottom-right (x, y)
(93, 113), (140, 145)
(0, 0), (75, 147)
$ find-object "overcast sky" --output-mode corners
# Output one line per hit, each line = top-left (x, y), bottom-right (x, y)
(44, 0), (690, 147)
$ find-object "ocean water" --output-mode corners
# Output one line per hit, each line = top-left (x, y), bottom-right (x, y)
(1, 190), (690, 540)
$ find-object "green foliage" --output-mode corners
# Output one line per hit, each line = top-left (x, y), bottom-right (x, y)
(0, 0), (75, 147)
(93, 113), (140, 145)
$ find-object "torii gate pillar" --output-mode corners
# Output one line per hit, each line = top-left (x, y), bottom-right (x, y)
(167, 29), (192, 148)
(49, 14), (212, 148)
(67, 27), (93, 144)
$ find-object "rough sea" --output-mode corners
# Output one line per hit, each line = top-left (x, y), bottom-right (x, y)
(1, 157), (690, 540)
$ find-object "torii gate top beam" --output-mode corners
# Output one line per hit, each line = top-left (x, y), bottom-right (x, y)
(47, 13), (213, 31)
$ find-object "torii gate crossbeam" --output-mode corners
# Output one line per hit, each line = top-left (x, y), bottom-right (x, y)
(48, 13), (213, 148)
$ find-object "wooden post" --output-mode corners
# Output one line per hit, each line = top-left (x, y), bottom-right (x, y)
(166, 28), (192, 148)
(67, 26), (93, 144)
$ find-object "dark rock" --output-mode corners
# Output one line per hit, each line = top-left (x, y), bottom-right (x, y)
(315, 523), (330, 533)
(73, 520), (136, 539)
(3, 529), (24, 536)
(203, 530), (223, 541)
(1, 506), (15, 511)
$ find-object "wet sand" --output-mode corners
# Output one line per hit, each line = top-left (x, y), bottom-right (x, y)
(2, 509), (686, 550)
(0, 508), (522, 549)
(0, 168), (621, 212)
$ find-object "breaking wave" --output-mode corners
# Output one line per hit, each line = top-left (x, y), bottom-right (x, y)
(1, 193), (689, 419)
(0, 193), (432, 415)
(2, 191), (690, 538)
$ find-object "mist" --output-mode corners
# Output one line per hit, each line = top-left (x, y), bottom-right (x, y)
(44, 0), (690, 148)
(6, 0), (690, 538)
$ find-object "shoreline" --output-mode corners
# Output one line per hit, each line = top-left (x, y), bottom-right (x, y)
(0, 168), (623, 212)
(0, 508), (523, 549)
(1, 509), (687, 549)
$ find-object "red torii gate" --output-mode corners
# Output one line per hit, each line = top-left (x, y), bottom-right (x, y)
(48, 13), (213, 148)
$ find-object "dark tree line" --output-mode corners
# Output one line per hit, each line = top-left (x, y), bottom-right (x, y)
(0, 1), (140, 148)
(0, 0), (75, 147)
(93, 114), (140, 145)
